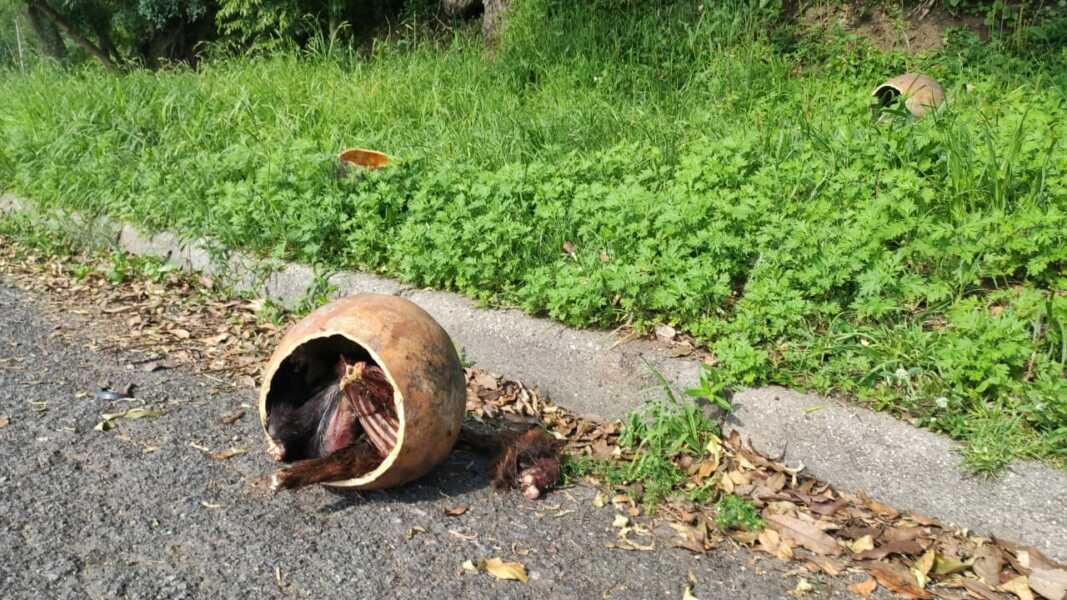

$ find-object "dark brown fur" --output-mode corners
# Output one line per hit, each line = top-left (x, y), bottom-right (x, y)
(459, 420), (563, 499)
(270, 437), (381, 491)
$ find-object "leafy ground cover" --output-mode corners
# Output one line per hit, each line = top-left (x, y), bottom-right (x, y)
(1, 0), (1065, 471)
(2, 229), (1065, 600)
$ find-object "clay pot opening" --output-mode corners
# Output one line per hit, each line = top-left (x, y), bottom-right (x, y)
(264, 332), (403, 485)
(874, 86), (902, 109)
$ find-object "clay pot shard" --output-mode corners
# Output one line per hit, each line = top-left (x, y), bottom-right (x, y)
(872, 73), (945, 119)
(259, 294), (466, 491)
(337, 148), (390, 170)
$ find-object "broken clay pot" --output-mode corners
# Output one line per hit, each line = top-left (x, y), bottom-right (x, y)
(337, 148), (390, 169)
(258, 294), (466, 489)
(872, 73), (945, 118)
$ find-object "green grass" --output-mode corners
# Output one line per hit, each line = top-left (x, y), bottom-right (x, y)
(715, 494), (765, 531)
(1, 0), (1065, 472)
(564, 393), (723, 507)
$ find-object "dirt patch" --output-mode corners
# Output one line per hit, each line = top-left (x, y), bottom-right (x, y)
(800, 1), (987, 53)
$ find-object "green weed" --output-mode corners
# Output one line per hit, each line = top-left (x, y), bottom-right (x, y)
(715, 494), (765, 532)
(584, 393), (721, 507)
(0, 1), (1064, 470)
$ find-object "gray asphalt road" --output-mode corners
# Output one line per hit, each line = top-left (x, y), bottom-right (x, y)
(0, 281), (847, 599)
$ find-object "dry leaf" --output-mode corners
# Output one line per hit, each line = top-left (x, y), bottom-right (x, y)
(405, 527), (427, 540)
(592, 492), (606, 508)
(448, 529), (477, 541)
(95, 407), (164, 430)
(0, 416), (9, 428)
(933, 554), (970, 576)
(807, 556), (846, 577)
(683, 584), (698, 600)
(793, 579), (814, 595)
(860, 492), (899, 519)
(562, 241), (577, 256)
(975, 545), (1006, 586)
(758, 528), (794, 561)
(209, 447), (247, 460)
(765, 514), (840, 556)
(862, 561), (931, 599)
(912, 549), (936, 589)
(1000, 576), (1035, 600)
(171, 328), (191, 339)
(963, 579), (1003, 600)
(483, 558), (528, 583)
(220, 409), (245, 425)
(672, 522), (710, 554)
(615, 527), (655, 551)
(848, 577), (877, 598)
(848, 535), (875, 554)
(1029, 568), (1067, 600)
(612, 514), (630, 528)
(445, 506), (469, 517)
(856, 540), (926, 560)
(103, 407), (163, 420)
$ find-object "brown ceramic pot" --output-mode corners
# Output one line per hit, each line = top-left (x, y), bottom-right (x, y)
(872, 73), (945, 118)
(258, 294), (465, 489)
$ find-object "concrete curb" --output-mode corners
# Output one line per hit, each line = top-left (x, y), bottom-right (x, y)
(3, 193), (1065, 561)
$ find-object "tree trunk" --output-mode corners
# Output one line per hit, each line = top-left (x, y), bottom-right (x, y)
(32, 0), (117, 71)
(482, 0), (512, 45)
(24, 2), (67, 61)
(440, 0), (482, 18)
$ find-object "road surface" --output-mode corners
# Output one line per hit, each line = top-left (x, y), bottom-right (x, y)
(0, 280), (846, 599)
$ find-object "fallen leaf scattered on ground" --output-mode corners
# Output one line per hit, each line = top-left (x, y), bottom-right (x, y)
(1028, 568), (1067, 600)
(4, 235), (1066, 600)
(209, 447), (248, 460)
(220, 409), (245, 425)
(765, 514), (840, 556)
(863, 561), (931, 599)
(792, 578), (814, 595)
(0, 416), (9, 428)
(465, 558), (528, 583)
(94, 407), (164, 431)
(444, 506), (468, 517)
(1000, 575), (1035, 600)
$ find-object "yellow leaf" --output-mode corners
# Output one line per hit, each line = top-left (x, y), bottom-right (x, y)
(612, 514), (630, 528)
(483, 558), (528, 583)
(932, 554), (970, 576)
(913, 550), (935, 576)
(848, 535), (875, 554)
(592, 492), (606, 508)
(683, 584), (698, 600)
(1000, 576), (1034, 600)
(911, 549), (936, 588)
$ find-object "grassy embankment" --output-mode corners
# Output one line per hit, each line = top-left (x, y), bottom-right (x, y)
(1, 0), (1065, 472)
